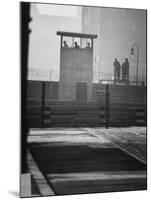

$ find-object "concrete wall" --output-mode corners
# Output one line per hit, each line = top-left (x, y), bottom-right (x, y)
(93, 84), (146, 104)
(60, 48), (93, 83)
(59, 48), (93, 100)
(27, 81), (59, 101)
(27, 81), (146, 127)
(27, 81), (42, 100)
(27, 80), (146, 105)
(59, 83), (76, 101)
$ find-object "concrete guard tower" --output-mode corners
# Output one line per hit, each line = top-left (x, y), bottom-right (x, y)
(57, 31), (97, 101)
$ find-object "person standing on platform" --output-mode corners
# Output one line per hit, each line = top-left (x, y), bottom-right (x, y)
(113, 58), (121, 81)
(122, 58), (129, 82)
(74, 41), (80, 48)
(85, 42), (91, 49)
(63, 41), (68, 48)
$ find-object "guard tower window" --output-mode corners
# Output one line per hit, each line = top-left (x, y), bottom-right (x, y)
(57, 31), (97, 50)
(62, 36), (72, 48)
(74, 37), (80, 48)
(62, 37), (91, 49)
(85, 38), (92, 49)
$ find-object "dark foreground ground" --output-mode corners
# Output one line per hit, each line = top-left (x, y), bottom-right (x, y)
(24, 127), (147, 197)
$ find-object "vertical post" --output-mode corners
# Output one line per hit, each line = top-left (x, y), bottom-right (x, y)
(80, 38), (82, 48)
(72, 37), (74, 47)
(131, 43), (139, 86)
(21, 2), (31, 174)
(114, 66), (116, 85)
(136, 47), (139, 86)
(91, 38), (93, 50)
(41, 82), (45, 128)
(105, 84), (110, 128)
(74, 106), (77, 127)
(61, 36), (63, 48)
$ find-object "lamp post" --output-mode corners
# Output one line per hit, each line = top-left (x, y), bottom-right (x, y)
(130, 43), (139, 86)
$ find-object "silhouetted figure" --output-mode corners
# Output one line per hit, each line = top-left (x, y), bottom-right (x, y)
(74, 41), (80, 48)
(63, 41), (68, 48)
(113, 58), (121, 81)
(122, 58), (129, 82)
(85, 42), (91, 49)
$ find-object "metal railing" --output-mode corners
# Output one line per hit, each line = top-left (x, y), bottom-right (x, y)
(27, 68), (146, 86)
(27, 68), (59, 81)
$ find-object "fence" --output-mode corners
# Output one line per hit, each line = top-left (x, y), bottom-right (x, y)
(26, 82), (146, 128)
(99, 73), (146, 86)
(27, 68), (146, 86)
(27, 68), (59, 81)
(27, 80), (146, 102)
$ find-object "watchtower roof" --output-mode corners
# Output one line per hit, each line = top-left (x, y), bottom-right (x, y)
(57, 31), (97, 39)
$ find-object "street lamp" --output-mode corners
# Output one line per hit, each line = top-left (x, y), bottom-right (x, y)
(130, 43), (139, 86)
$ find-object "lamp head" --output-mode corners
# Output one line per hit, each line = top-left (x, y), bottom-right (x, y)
(131, 47), (134, 55)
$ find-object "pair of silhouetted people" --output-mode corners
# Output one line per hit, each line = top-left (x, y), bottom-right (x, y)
(113, 58), (129, 82)
(75, 42), (91, 49)
(63, 41), (79, 48)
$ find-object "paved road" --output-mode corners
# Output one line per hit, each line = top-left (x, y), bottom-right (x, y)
(27, 127), (147, 196)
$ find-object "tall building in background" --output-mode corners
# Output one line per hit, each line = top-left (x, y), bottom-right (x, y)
(81, 7), (146, 82)
(82, 6), (101, 82)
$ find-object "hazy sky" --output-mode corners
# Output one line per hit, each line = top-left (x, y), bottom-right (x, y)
(28, 3), (146, 81)
(29, 3), (81, 80)
(37, 4), (78, 17)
